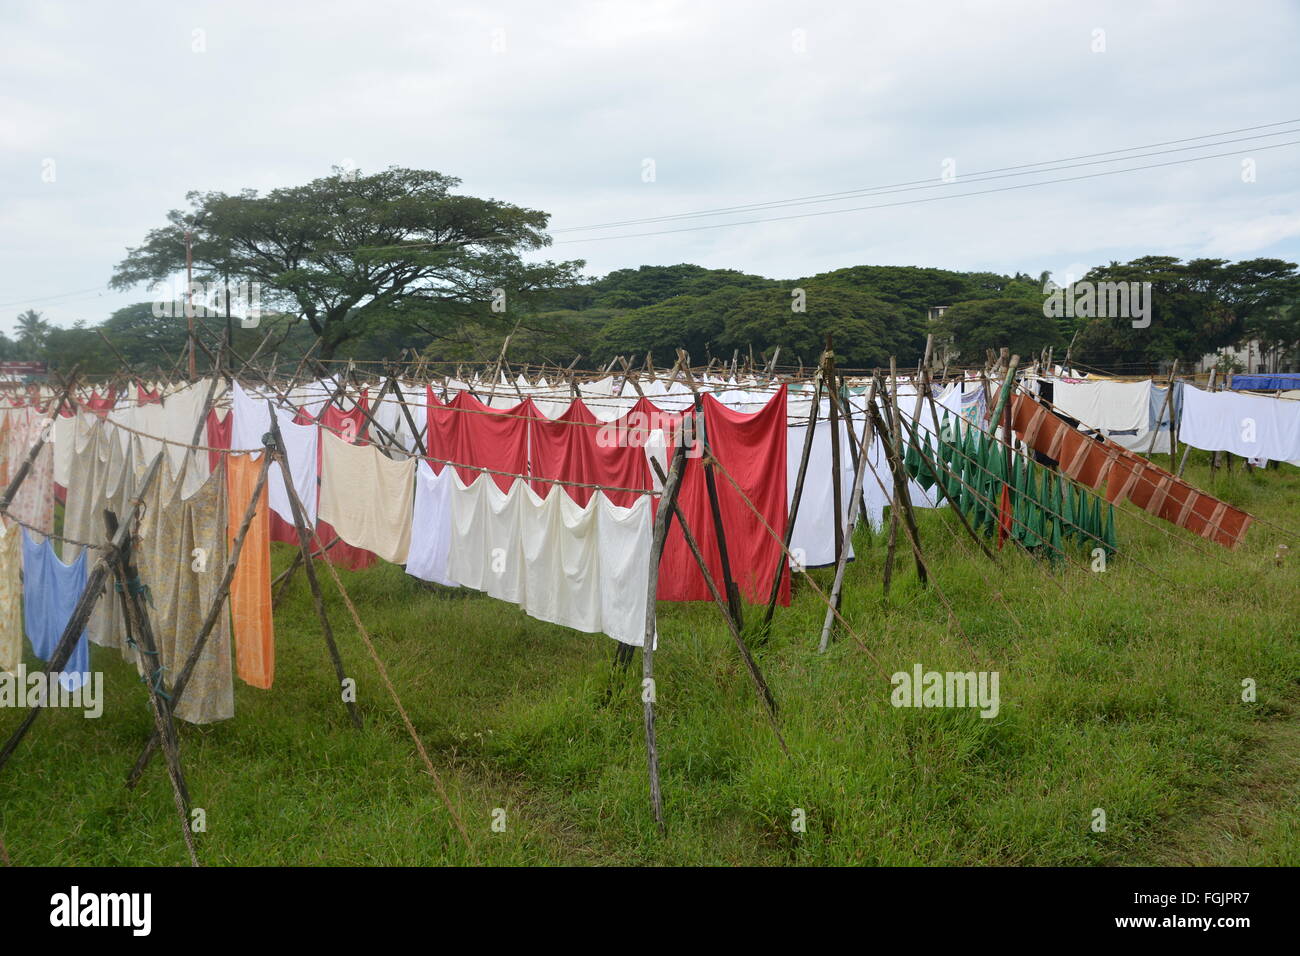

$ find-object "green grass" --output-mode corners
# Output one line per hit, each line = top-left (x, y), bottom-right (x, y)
(2, 450), (1298, 865)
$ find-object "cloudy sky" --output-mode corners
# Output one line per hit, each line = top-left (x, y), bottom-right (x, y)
(2, 0), (1298, 334)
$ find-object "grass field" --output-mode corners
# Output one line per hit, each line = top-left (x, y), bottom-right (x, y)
(2, 450), (1298, 866)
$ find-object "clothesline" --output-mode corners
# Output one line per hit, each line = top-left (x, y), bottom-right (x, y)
(0, 509), (104, 551)
(80, 398), (665, 498)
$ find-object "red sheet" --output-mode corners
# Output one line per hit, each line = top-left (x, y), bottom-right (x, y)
(530, 398), (656, 507)
(658, 387), (789, 605)
(426, 389), (534, 492)
(206, 408), (232, 473)
(82, 387), (116, 418)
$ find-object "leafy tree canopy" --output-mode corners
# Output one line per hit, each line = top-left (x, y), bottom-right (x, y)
(110, 167), (584, 358)
(935, 298), (1063, 363)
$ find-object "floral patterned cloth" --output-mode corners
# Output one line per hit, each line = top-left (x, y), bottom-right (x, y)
(2, 405), (55, 535)
(0, 523), (23, 674)
(136, 463), (234, 724)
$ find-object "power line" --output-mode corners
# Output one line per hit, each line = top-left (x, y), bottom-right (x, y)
(550, 138), (1300, 244)
(0, 285), (111, 311)
(551, 123), (1300, 233)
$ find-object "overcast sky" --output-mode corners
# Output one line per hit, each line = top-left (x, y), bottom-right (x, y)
(3, 0), (1298, 335)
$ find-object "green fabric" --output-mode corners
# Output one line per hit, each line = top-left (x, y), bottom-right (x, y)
(1048, 507), (1064, 567)
(903, 422), (922, 483)
(958, 422), (974, 517)
(939, 414), (959, 502)
(1023, 462), (1043, 549)
(1061, 477), (1076, 543)
(1088, 495), (1103, 549)
(986, 435), (1007, 534)
(972, 431), (987, 535)
(1103, 502), (1118, 556)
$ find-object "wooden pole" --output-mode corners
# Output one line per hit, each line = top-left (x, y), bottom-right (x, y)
(826, 340), (845, 577)
(886, 360), (928, 586)
(104, 509), (200, 867)
(1146, 360), (1177, 459)
(646, 458), (785, 749)
(700, 404), (745, 632)
(267, 403), (364, 730)
(763, 374), (820, 626)
(641, 438), (688, 832)
(818, 389), (874, 653)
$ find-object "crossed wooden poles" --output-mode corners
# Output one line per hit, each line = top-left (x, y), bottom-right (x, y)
(0, 371), (369, 865)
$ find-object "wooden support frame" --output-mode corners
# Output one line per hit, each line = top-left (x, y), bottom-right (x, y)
(267, 403), (364, 730)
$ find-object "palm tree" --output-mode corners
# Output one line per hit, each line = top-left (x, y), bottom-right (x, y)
(14, 309), (51, 358)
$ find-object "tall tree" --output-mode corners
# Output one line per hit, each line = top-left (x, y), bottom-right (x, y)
(934, 298), (1062, 362)
(14, 309), (52, 359)
(1072, 256), (1300, 369)
(110, 167), (584, 358)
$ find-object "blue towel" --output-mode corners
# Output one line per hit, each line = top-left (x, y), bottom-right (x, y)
(21, 528), (90, 693)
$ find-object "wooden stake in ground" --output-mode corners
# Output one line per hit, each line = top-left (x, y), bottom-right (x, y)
(764, 370), (820, 626)
(818, 389), (874, 653)
(104, 509), (200, 867)
(826, 342), (844, 569)
(641, 438), (688, 833)
(1147, 360), (1178, 459)
(647, 458), (785, 748)
(267, 402), (364, 730)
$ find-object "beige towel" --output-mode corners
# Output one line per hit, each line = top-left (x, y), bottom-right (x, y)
(318, 431), (415, 564)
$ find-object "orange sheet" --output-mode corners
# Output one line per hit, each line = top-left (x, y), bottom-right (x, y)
(226, 454), (274, 688)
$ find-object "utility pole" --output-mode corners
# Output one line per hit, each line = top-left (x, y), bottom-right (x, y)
(185, 229), (196, 380)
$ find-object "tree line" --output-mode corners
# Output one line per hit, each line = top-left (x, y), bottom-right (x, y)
(11, 167), (1300, 376)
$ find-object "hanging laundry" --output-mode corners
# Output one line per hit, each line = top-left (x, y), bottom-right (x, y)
(289, 391), (378, 570)
(136, 466), (234, 724)
(52, 405), (78, 490)
(318, 431), (416, 565)
(785, 413), (857, 568)
(228, 383), (319, 526)
(1051, 379), (1151, 432)
(1011, 393), (1251, 549)
(0, 524), (23, 675)
(20, 528), (89, 692)
(445, 471), (655, 646)
(659, 386), (789, 605)
(520, 482), (602, 634)
(61, 421), (133, 652)
(530, 398), (654, 508)
(427, 389), (534, 491)
(594, 492), (655, 646)
(448, 470), (527, 603)
(1179, 385), (1300, 464)
(4, 405), (56, 535)
(405, 461), (456, 586)
(159, 379), (223, 484)
(206, 406), (232, 473)
(226, 454), (274, 689)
